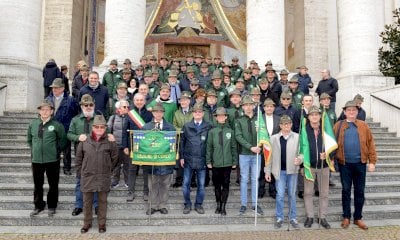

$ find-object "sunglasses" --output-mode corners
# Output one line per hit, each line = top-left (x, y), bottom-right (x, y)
(93, 125), (106, 129)
(121, 106), (129, 109)
(83, 103), (94, 107)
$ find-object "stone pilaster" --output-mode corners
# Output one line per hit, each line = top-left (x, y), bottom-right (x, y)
(0, 0), (43, 112)
(101, 0), (146, 67)
(246, 0), (285, 69)
(336, 0), (394, 115)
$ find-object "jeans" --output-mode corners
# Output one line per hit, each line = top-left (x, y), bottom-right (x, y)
(239, 154), (261, 207)
(275, 171), (298, 221)
(339, 162), (366, 220)
(75, 177), (98, 209)
(183, 166), (206, 207)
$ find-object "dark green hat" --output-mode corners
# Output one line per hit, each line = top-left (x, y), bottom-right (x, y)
(343, 100), (358, 110)
(152, 102), (165, 112)
(241, 95), (254, 105)
(214, 107), (227, 116)
(37, 99), (54, 109)
(192, 103), (204, 112)
(280, 115), (292, 124)
(93, 114), (107, 125)
(50, 78), (65, 88)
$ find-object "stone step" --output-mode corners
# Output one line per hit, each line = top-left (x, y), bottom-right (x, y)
(0, 122), (30, 128)
(2, 192), (400, 211)
(1, 179), (399, 197)
(0, 128), (27, 135)
(376, 149), (400, 156)
(0, 117), (34, 123)
(3, 111), (38, 118)
(0, 133), (27, 140)
(375, 142), (400, 149)
(0, 204), (398, 226)
(370, 132), (397, 137)
(369, 127), (389, 133)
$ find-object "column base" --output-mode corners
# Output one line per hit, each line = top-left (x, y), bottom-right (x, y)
(0, 62), (42, 112)
(336, 72), (394, 116)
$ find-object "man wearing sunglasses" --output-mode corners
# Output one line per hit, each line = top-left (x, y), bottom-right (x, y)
(27, 99), (66, 217)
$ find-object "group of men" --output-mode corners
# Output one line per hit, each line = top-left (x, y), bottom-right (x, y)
(28, 54), (376, 232)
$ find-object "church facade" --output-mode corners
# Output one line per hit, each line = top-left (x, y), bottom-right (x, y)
(0, 0), (397, 119)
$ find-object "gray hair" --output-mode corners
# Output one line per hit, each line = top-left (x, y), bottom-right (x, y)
(115, 99), (129, 109)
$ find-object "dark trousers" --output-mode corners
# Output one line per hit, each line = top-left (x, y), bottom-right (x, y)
(339, 162), (366, 220)
(31, 160), (60, 209)
(128, 164), (149, 195)
(44, 86), (51, 98)
(259, 158), (276, 196)
(62, 140), (72, 171)
(174, 160), (184, 184)
(112, 148), (130, 184)
(212, 167), (231, 203)
(83, 191), (108, 226)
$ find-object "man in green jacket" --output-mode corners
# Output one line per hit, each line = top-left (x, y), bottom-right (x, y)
(27, 99), (66, 217)
(235, 95), (263, 215)
(206, 107), (237, 215)
(102, 59), (122, 97)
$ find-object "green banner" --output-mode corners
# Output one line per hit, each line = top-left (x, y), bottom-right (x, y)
(130, 130), (177, 166)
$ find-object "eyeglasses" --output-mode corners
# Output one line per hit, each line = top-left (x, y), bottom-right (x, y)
(93, 125), (106, 129)
(121, 106), (129, 109)
(282, 98), (291, 100)
(190, 84), (199, 86)
(83, 103), (94, 107)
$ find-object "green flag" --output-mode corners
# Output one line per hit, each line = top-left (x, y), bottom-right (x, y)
(257, 107), (272, 165)
(299, 116), (313, 181)
(322, 110), (338, 172)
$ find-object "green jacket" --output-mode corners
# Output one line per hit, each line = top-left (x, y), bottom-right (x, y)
(235, 113), (258, 155)
(226, 105), (244, 129)
(158, 66), (170, 83)
(230, 65), (243, 82)
(102, 70), (122, 97)
(205, 86), (229, 108)
(206, 123), (238, 167)
(27, 118), (66, 164)
(290, 88), (304, 110)
(67, 113), (94, 143)
(147, 98), (178, 123)
(173, 108), (193, 132)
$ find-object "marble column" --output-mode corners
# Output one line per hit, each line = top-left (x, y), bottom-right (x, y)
(101, 0), (146, 67)
(246, 0), (285, 70)
(0, 0), (43, 112)
(336, 0), (394, 115)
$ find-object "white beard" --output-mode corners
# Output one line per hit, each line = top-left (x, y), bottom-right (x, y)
(82, 109), (94, 118)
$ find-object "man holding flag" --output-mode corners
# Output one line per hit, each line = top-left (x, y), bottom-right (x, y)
(265, 115), (302, 229)
(302, 106), (337, 229)
(123, 93), (153, 202)
(235, 95), (264, 215)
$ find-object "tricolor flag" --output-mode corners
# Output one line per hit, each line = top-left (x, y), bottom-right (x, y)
(299, 116), (313, 181)
(128, 109), (145, 129)
(322, 109), (338, 172)
(257, 107), (272, 165)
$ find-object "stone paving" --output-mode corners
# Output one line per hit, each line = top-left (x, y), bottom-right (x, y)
(1, 225), (400, 240)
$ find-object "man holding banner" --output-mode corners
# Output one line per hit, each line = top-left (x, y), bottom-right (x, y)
(123, 93), (153, 202)
(142, 103), (176, 215)
(302, 106), (337, 229)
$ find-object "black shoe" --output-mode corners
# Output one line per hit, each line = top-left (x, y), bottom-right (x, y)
(258, 190), (265, 198)
(95, 207), (98, 215)
(72, 208), (83, 216)
(220, 203), (227, 216)
(320, 218), (331, 229)
(64, 169), (72, 175)
(304, 217), (313, 228)
(329, 181), (336, 187)
(215, 202), (221, 214)
(30, 208), (44, 216)
(269, 191), (276, 199)
(172, 182), (182, 188)
(298, 191), (304, 199)
(48, 208), (56, 217)
(191, 182), (197, 188)
(235, 179), (240, 186)
(314, 190), (319, 197)
(146, 208), (157, 215)
(159, 208), (168, 214)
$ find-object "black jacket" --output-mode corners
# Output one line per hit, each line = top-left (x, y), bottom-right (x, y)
(315, 77), (339, 102)
(42, 61), (62, 87)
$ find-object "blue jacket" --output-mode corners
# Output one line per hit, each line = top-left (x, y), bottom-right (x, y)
(79, 84), (109, 117)
(46, 92), (80, 132)
(295, 73), (313, 94)
(43, 61), (62, 87)
(180, 120), (212, 169)
(142, 119), (176, 175)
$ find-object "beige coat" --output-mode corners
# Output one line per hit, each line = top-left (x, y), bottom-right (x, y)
(75, 134), (118, 192)
(265, 131), (302, 180)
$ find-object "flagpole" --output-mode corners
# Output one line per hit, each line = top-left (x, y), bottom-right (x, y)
(254, 104), (260, 226)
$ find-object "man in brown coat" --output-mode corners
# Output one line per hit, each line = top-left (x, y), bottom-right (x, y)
(334, 100), (377, 230)
(75, 115), (118, 234)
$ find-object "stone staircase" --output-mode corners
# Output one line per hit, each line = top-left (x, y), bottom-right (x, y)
(1, 111), (400, 230)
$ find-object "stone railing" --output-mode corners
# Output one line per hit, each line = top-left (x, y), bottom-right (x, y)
(0, 82), (7, 116)
(371, 86), (400, 137)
